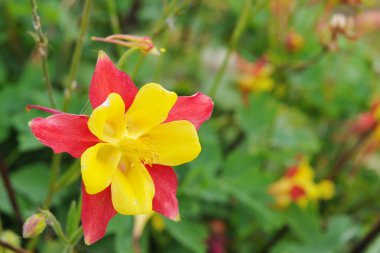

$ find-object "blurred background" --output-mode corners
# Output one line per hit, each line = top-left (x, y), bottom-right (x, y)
(1, 0), (380, 252)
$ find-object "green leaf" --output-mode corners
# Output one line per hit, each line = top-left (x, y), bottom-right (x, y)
(271, 106), (321, 154)
(237, 92), (278, 152)
(65, 200), (81, 238)
(165, 219), (208, 253)
(11, 163), (50, 204)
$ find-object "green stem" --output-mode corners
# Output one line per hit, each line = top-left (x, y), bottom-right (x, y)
(63, 0), (93, 112)
(31, 0), (56, 108)
(131, 54), (146, 79)
(208, 0), (253, 98)
(117, 47), (141, 69)
(40, 210), (71, 245)
(43, 154), (62, 208)
(107, 0), (123, 56)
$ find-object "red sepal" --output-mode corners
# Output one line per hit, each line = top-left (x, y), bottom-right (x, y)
(89, 51), (138, 110)
(166, 93), (214, 129)
(146, 164), (179, 220)
(29, 114), (99, 158)
(81, 184), (116, 245)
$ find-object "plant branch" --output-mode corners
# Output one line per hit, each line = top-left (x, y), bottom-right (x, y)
(0, 155), (22, 225)
(208, 0), (253, 98)
(31, 0), (56, 108)
(0, 239), (29, 253)
(63, 0), (93, 112)
(349, 217), (380, 253)
(258, 226), (289, 253)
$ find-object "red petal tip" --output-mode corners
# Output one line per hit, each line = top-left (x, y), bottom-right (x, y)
(98, 50), (107, 59)
(172, 213), (181, 222)
(84, 236), (93, 246)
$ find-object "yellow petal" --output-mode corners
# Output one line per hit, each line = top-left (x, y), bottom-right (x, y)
(125, 83), (177, 138)
(143, 120), (201, 166)
(317, 180), (335, 200)
(111, 160), (155, 215)
(88, 93), (126, 143)
(81, 143), (122, 194)
(295, 158), (314, 181)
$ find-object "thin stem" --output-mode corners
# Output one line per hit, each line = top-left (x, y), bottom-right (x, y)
(0, 155), (22, 225)
(258, 226), (289, 253)
(63, 0), (93, 112)
(327, 129), (372, 180)
(131, 54), (146, 79)
(349, 217), (380, 253)
(31, 0), (56, 108)
(43, 154), (62, 208)
(107, 0), (123, 56)
(0, 239), (29, 253)
(208, 0), (253, 98)
(117, 47), (141, 69)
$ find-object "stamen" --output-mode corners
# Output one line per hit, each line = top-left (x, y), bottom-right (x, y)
(118, 137), (159, 165)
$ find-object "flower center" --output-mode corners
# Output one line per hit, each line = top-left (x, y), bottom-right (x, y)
(118, 136), (158, 165)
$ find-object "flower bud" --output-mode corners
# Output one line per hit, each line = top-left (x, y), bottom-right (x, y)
(285, 30), (304, 53)
(23, 213), (47, 238)
(0, 230), (20, 253)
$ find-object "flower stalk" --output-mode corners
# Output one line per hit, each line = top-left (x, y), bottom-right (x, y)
(31, 0), (56, 108)
(63, 0), (93, 112)
(208, 0), (253, 98)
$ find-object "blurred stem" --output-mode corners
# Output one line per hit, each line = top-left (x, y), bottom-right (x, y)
(43, 154), (62, 208)
(208, 0), (253, 98)
(258, 226), (289, 253)
(0, 240), (29, 253)
(327, 129), (372, 180)
(31, 0), (56, 108)
(40, 210), (71, 244)
(131, 54), (146, 79)
(4, 149), (20, 167)
(0, 155), (22, 225)
(275, 47), (328, 76)
(107, 0), (123, 56)
(117, 47), (140, 70)
(349, 216), (380, 253)
(130, 0), (188, 78)
(63, 0), (93, 112)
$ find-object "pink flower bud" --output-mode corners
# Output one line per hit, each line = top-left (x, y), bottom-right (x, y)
(23, 213), (47, 238)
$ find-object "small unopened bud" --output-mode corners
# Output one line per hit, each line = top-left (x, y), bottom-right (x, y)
(285, 30), (304, 53)
(23, 213), (47, 238)
(330, 13), (348, 32)
(0, 230), (20, 253)
(92, 34), (162, 56)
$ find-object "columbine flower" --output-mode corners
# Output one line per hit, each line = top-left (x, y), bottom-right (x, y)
(285, 29), (304, 53)
(92, 34), (163, 55)
(28, 51), (213, 244)
(236, 56), (274, 105)
(268, 158), (334, 208)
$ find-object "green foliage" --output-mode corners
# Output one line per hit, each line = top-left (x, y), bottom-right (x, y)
(2, 1), (380, 253)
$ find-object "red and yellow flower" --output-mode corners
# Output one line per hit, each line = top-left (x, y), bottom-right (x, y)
(28, 51), (214, 244)
(268, 159), (334, 208)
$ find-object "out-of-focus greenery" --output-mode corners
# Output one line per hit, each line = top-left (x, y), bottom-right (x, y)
(1, 0), (380, 252)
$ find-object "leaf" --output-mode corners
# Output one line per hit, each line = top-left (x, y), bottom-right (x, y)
(237, 92), (278, 151)
(10, 163), (50, 204)
(271, 106), (321, 155)
(165, 219), (208, 253)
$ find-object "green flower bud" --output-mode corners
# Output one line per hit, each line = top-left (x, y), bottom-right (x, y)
(23, 213), (47, 238)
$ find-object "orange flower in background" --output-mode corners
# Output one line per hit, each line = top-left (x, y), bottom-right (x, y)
(268, 158), (334, 208)
(285, 29), (304, 53)
(236, 56), (274, 105)
(351, 100), (380, 156)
